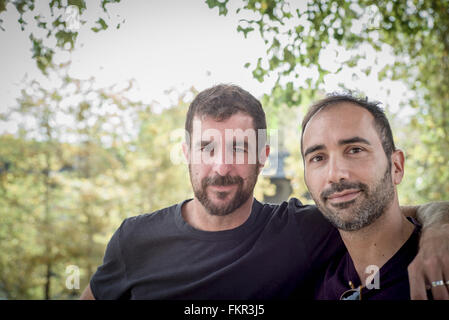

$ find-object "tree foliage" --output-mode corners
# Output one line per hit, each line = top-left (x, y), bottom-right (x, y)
(0, 0), (123, 74)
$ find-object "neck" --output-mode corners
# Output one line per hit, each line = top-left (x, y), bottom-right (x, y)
(182, 196), (254, 231)
(339, 199), (414, 285)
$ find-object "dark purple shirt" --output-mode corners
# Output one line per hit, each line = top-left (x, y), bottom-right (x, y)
(314, 217), (421, 300)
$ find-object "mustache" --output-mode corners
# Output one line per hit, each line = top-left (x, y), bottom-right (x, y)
(321, 181), (368, 201)
(203, 175), (244, 187)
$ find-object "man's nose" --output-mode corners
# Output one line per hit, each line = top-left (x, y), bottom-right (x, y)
(212, 149), (233, 176)
(327, 156), (350, 184)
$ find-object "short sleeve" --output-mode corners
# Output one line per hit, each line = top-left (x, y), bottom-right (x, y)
(90, 219), (129, 299)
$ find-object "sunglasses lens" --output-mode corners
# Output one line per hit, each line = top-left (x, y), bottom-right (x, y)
(340, 289), (361, 300)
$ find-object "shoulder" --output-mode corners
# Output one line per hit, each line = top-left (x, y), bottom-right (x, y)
(119, 202), (180, 240)
(256, 198), (332, 232)
(286, 197), (321, 215)
(285, 197), (337, 238)
(288, 198), (332, 222)
(126, 203), (177, 224)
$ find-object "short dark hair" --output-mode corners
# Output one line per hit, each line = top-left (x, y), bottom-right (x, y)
(185, 84), (267, 145)
(301, 93), (396, 159)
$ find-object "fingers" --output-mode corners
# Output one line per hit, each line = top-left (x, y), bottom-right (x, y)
(425, 253), (449, 300)
(443, 257), (449, 297)
(445, 265), (449, 297)
(408, 261), (428, 300)
(412, 224), (449, 300)
(410, 255), (449, 300)
(429, 277), (449, 300)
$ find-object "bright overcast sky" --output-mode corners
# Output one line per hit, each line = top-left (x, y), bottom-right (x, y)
(0, 0), (412, 115)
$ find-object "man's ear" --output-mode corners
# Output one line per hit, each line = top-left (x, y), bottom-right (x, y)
(258, 144), (270, 173)
(182, 142), (190, 164)
(391, 149), (405, 185)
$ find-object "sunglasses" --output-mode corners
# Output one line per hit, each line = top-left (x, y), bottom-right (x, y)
(340, 282), (363, 300)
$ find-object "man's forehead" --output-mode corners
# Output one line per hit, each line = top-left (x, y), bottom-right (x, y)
(191, 113), (256, 134)
(190, 115), (260, 152)
(312, 102), (372, 123)
(193, 112), (254, 124)
(303, 103), (377, 147)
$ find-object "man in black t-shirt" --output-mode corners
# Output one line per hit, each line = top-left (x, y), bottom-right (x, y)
(80, 84), (449, 300)
(85, 199), (342, 299)
(301, 94), (449, 300)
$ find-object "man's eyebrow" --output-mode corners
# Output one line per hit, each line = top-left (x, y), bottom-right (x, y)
(303, 137), (370, 157)
(338, 136), (371, 146)
(195, 140), (215, 147)
(304, 144), (325, 158)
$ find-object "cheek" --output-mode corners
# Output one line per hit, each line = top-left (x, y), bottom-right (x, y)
(237, 164), (258, 179)
(360, 162), (385, 184)
(190, 164), (209, 179)
(305, 169), (324, 195)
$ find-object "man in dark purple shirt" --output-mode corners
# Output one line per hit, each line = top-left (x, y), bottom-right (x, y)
(314, 217), (421, 300)
(301, 94), (448, 300)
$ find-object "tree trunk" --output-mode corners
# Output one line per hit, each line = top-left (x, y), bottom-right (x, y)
(44, 262), (52, 300)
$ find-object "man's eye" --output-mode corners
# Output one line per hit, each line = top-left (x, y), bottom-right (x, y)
(348, 147), (363, 154)
(202, 144), (214, 152)
(310, 155), (324, 162)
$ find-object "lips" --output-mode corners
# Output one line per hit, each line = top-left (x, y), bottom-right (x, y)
(326, 189), (361, 203)
(209, 184), (236, 191)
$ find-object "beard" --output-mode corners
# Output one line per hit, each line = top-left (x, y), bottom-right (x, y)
(189, 165), (259, 216)
(312, 166), (395, 231)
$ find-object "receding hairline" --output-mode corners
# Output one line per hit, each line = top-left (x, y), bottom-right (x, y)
(191, 110), (255, 124)
(301, 101), (378, 155)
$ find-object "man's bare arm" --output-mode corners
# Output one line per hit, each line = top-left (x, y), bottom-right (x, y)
(404, 201), (449, 300)
(80, 284), (96, 300)
(401, 202), (449, 225)
(415, 201), (449, 227)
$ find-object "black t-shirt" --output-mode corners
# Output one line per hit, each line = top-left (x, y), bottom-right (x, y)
(90, 198), (343, 299)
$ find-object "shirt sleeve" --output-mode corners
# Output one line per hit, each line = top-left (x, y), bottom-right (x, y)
(90, 219), (129, 299)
